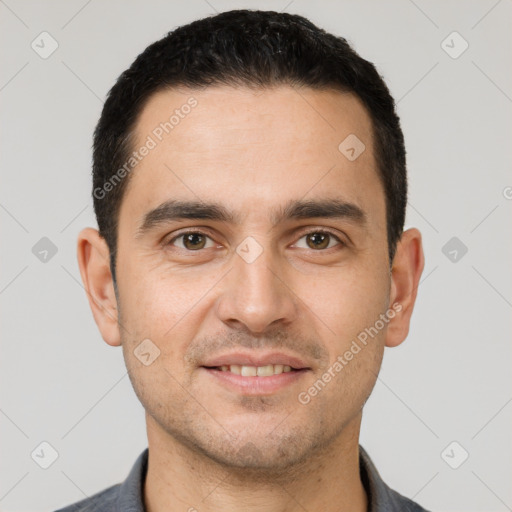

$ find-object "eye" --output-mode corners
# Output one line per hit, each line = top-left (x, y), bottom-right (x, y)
(169, 231), (216, 250)
(294, 230), (343, 250)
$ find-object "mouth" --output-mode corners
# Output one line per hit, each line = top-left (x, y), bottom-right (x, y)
(200, 366), (309, 395)
(202, 364), (301, 377)
(199, 354), (311, 395)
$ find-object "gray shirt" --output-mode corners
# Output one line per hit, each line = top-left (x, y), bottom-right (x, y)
(55, 446), (429, 512)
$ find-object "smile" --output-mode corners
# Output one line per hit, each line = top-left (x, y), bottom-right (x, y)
(200, 365), (308, 395)
(207, 364), (296, 377)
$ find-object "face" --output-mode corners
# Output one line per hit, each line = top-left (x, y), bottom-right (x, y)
(86, 85), (413, 471)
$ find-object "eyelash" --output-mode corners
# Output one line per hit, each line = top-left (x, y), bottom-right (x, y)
(167, 229), (217, 250)
(167, 228), (345, 251)
(295, 229), (345, 250)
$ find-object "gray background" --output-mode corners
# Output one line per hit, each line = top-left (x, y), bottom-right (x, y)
(1, 0), (511, 511)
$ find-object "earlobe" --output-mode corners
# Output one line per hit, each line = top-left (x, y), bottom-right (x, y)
(385, 228), (425, 348)
(77, 227), (121, 347)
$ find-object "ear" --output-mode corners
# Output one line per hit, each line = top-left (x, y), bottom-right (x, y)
(385, 228), (425, 348)
(77, 227), (121, 346)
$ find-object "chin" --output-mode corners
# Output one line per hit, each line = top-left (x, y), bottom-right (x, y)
(190, 424), (324, 474)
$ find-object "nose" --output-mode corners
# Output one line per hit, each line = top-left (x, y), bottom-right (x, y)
(215, 240), (299, 334)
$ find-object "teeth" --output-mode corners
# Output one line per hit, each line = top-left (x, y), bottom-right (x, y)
(241, 365), (257, 377)
(218, 364), (295, 376)
(257, 365), (274, 377)
(229, 364), (241, 375)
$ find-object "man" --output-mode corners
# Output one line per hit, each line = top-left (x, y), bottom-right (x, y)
(58, 9), (426, 512)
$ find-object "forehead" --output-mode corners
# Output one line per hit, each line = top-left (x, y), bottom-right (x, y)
(120, 85), (384, 228)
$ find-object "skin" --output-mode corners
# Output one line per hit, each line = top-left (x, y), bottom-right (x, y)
(77, 85), (424, 512)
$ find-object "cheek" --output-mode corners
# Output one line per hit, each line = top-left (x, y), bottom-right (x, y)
(119, 270), (218, 373)
(294, 261), (390, 344)
(122, 266), (204, 332)
(118, 275), (199, 410)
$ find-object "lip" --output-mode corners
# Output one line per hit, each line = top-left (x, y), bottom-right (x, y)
(200, 366), (309, 395)
(201, 351), (311, 370)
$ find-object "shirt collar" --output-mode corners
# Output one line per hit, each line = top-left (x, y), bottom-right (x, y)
(114, 448), (148, 512)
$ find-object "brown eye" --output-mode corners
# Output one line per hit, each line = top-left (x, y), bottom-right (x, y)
(183, 233), (206, 250)
(170, 232), (214, 250)
(295, 231), (342, 250)
(306, 232), (330, 249)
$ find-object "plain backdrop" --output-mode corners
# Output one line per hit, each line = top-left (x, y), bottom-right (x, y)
(1, 1), (511, 511)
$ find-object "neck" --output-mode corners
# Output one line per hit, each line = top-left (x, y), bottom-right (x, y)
(143, 413), (368, 512)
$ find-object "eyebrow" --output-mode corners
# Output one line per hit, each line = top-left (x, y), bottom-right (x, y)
(275, 198), (366, 226)
(136, 198), (367, 237)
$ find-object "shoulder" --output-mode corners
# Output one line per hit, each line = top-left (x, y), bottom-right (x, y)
(359, 445), (431, 512)
(384, 487), (431, 512)
(53, 483), (120, 512)
(54, 448), (148, 512)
